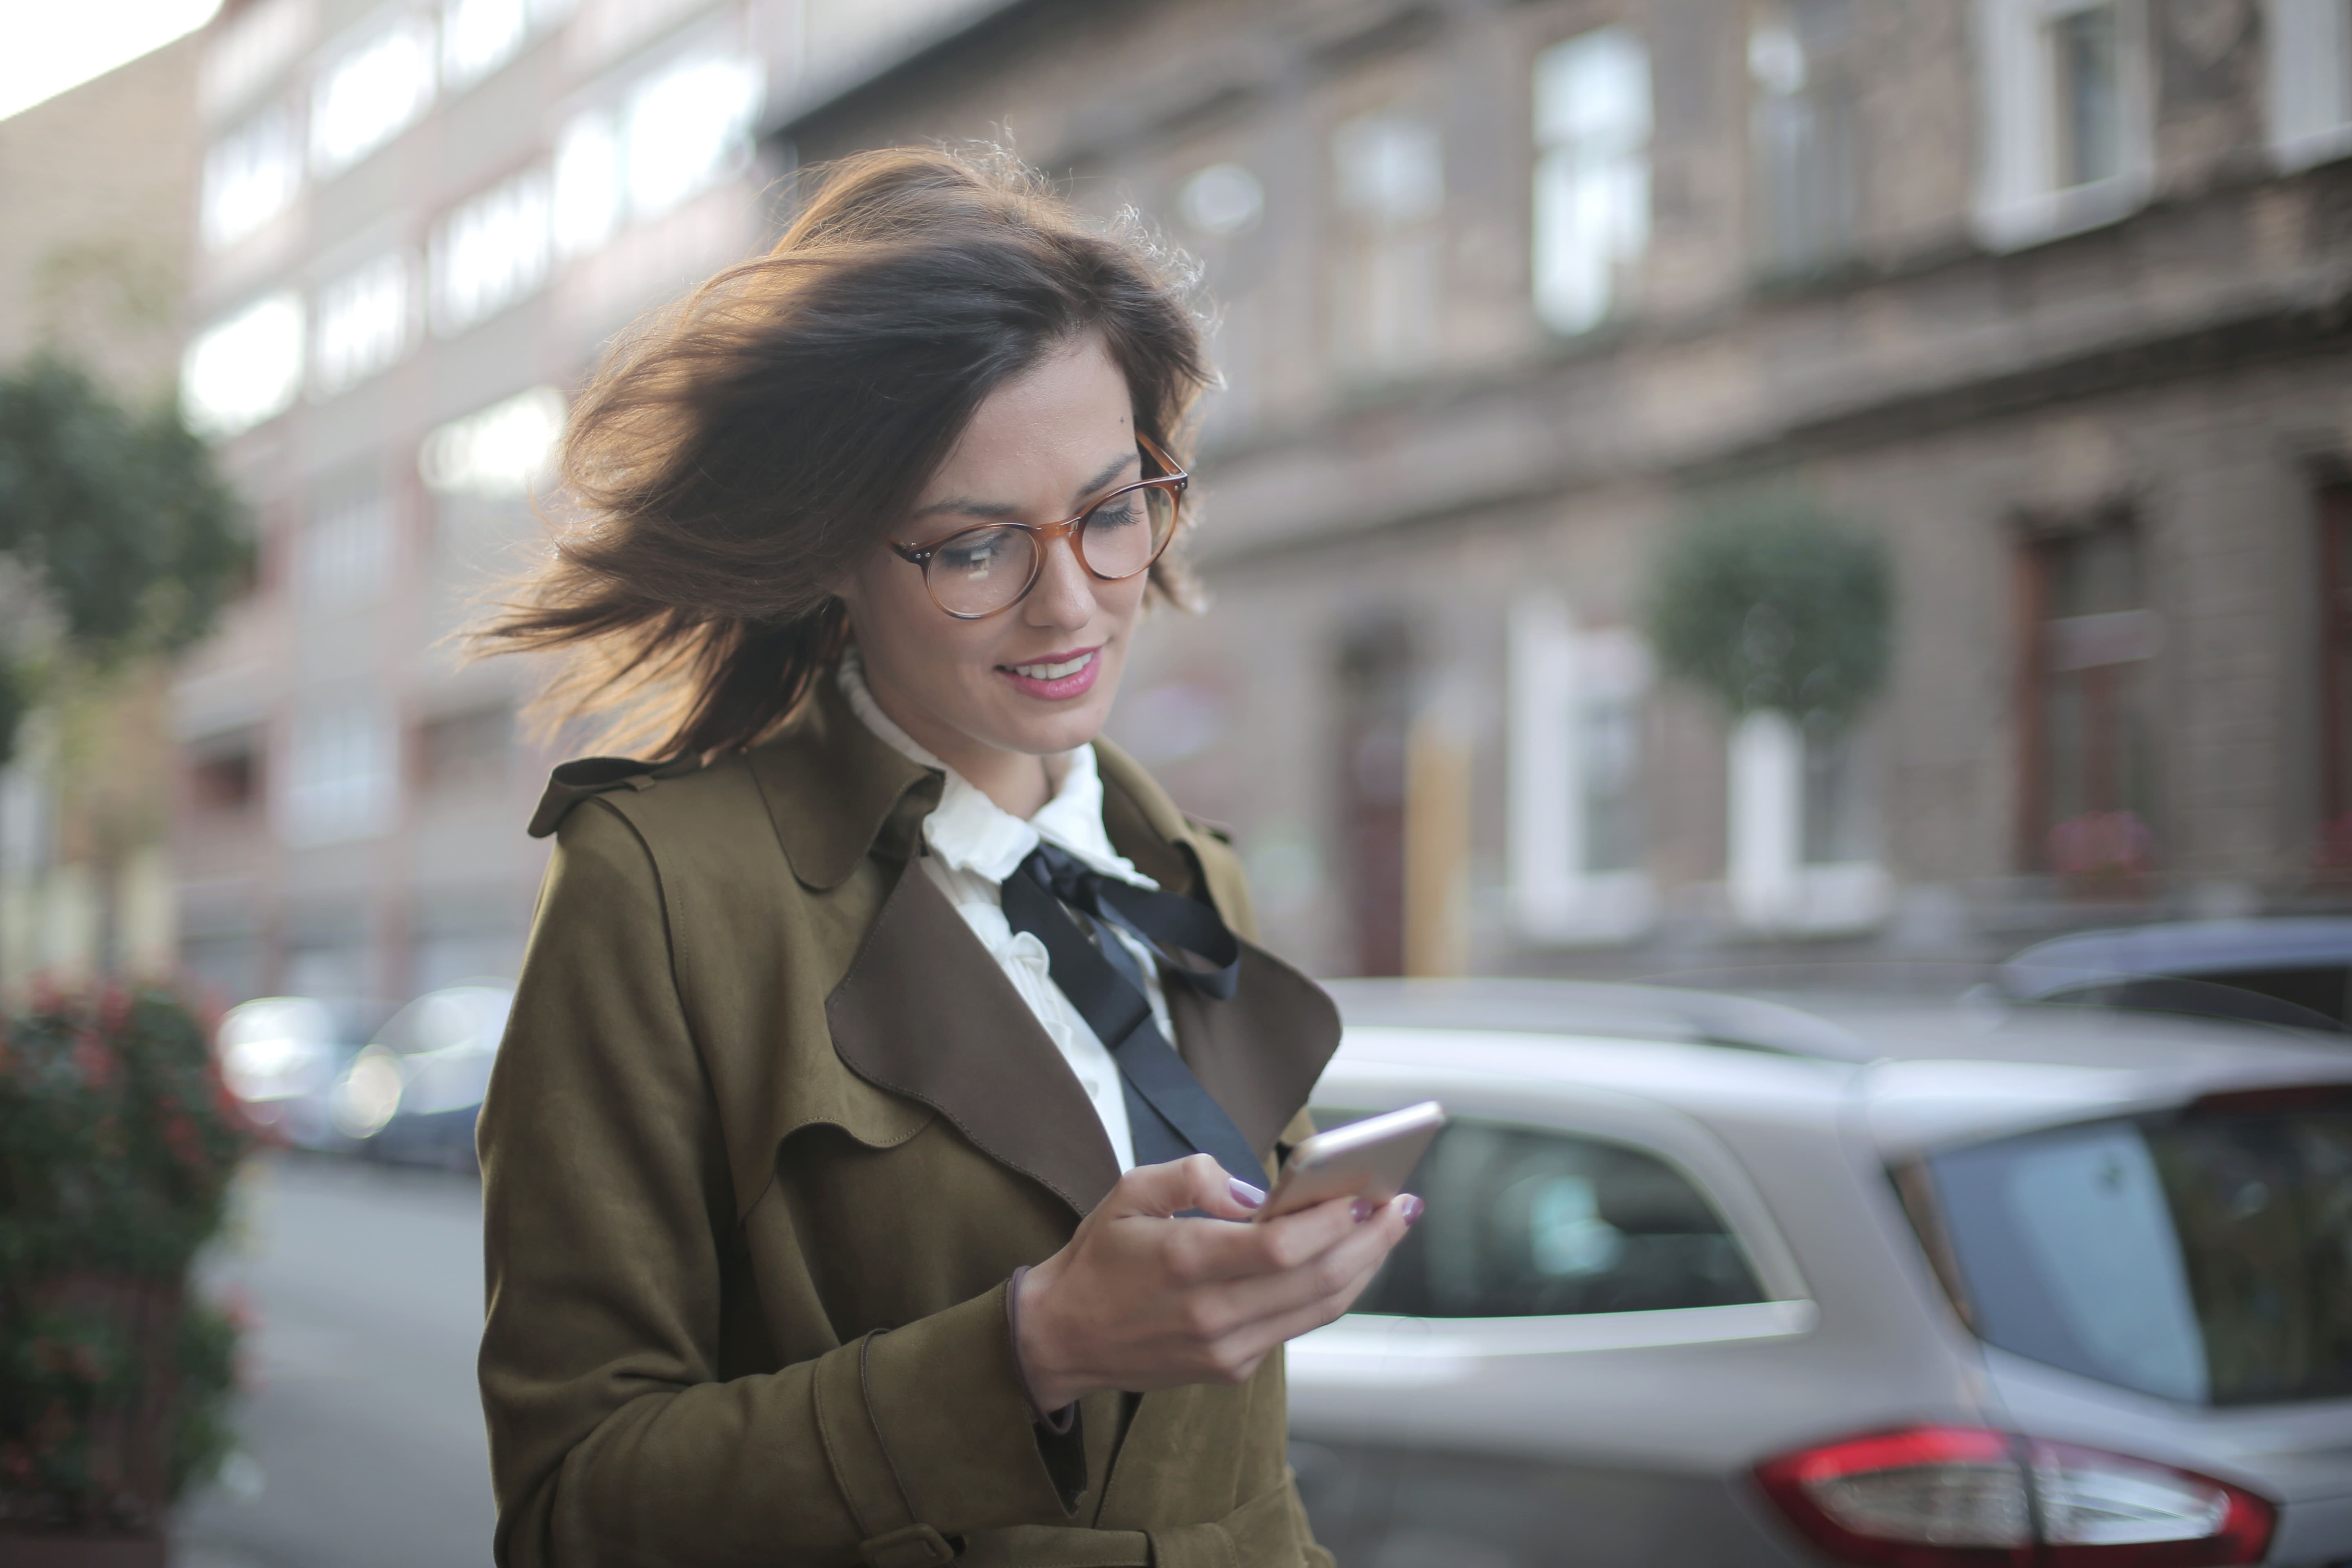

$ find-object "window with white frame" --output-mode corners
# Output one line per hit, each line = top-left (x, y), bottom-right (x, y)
(1532, 26), (1651, 336)
(201, 0), (316, 122)
(312, 250), (415, 396)
(1748, 1), (1859, 275)
(281, 693), (399, 846)
(441, 0), (575, 91)
(1509, 597), (1656, 944)
(2269, 0), (2352, 170)
(431, 168), (552, 336)
(552, 114), (624, 257)
(625, 53), (765, 220)
(418, 384), (566, 497)
(441, 0), (528, 87)
(547, 52), (764, 263)
(310, 8), (437, 179)
(1330, 107), (1445, 378)
(202, 105), (303, 251)
(1973, 0), (2152, 250)
(182, 292), (306, 439)
(1726, 709), (1889, 934)
(299, 488), (396, 611)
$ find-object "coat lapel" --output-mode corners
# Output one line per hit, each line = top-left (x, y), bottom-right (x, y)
(825, 857), (1124, 1221)
(1163, 950), (1336, 1168)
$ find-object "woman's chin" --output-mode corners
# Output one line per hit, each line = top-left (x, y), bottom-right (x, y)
(983, 693), (1116, 757)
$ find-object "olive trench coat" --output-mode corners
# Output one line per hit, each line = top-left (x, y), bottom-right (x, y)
(477, 673), (1344, 1568)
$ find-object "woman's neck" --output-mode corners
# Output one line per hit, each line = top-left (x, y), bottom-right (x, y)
(859, 668), (1064, 820)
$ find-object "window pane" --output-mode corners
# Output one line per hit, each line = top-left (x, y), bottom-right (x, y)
(182, 292), (306, 439)
(1929, 1107), (2352, 1404)
(313, 251), (415, 395)
(1325, 1115), (1767, 1318)
(442, 0), (528, 88)
(553, 113), (623, 257)
(300, 490), (395, 612)
(2033, 522), (2158, 878)
(1532, 26), (1651, 334)
(282, 695), (399, 846)
(311, 15), (437, 178)
(202, 105), (302, 251)
(2053, 5), (2123, 187)
(431, 169), (553, 336)
(623, 55), (764, 221)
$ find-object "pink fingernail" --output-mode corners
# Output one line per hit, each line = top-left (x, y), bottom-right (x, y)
(1229, 1177), (1265, 1210)
(1350, 1200), (1374, 1223)
(1399, 1194), (1425, 1224)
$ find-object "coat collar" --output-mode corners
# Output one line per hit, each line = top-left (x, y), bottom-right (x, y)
(746, 672), (941, 888)
(746, 670), (1222, 899)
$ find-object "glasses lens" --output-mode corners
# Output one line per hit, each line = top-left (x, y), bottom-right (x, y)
(1078, 484), (1177, 580)
(926, 526), (1037, 616)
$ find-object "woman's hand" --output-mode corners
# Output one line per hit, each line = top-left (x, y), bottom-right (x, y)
(1012, 1154), (1421, 1412)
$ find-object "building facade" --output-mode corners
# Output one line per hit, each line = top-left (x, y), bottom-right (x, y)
(776, 0), (2352, 980)
(169, 0), (2352, 1001)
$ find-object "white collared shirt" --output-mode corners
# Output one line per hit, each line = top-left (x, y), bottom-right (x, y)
(838, 650), (1169, 1173)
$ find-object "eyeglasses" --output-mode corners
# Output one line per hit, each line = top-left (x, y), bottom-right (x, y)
(890, 435), (1189, 619)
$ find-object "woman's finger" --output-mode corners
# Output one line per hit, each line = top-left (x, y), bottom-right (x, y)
(1098, 1153), (1264, 1223)
(1198, 1220), (1408, 1371)
(1168, 1193), (1414, 1328)
(1172, 1187), (1383, 1285)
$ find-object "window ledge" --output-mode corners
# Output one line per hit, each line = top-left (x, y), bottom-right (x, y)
(1728, 861), (1892, 936)
(1973, 171), (2152, 254)
(2272, 122), (2352, 176)
(1515, 871), (1657, 948)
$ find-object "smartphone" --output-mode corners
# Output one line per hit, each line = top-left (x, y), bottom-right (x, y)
(1254, 1101), (1446, 1223)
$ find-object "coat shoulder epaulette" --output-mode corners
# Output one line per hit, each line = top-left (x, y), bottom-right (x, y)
(527, 755), (702, 839)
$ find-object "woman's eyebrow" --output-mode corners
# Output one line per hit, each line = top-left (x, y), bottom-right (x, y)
(912, 451), (1138, 521)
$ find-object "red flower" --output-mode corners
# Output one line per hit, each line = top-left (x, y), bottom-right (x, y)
(72, 1029), (120, 1093)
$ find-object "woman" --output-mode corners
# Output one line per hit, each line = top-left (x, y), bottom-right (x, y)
(474, 147), (1417, 1568)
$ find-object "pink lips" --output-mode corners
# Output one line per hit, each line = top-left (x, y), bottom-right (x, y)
(996, 646), (1101, 701)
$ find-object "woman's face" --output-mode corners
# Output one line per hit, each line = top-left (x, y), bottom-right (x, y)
(835, 333), (1154, 780)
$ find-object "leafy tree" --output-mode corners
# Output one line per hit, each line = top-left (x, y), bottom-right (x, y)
(1646, 494), (1892, 728)
(0, 355), (250, 766)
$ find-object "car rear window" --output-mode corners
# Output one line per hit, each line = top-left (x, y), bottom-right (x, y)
(1923, 1100), (2352, 1405)
(1316, 1113), (1767, 1318)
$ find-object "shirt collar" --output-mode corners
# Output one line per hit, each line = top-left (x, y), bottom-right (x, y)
(837, 649), (1156, 891)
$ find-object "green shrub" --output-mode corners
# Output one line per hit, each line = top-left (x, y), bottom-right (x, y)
(1646, 494), (1893, 726)
(0, 982), (255, 1530)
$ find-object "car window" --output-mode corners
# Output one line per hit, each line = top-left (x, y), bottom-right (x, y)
(1313, 1111), (1768, 1318)
(1924, 1100), (2352, 1404)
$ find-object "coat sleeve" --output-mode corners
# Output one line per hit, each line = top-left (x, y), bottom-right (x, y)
(477, 800), (1075, 1568)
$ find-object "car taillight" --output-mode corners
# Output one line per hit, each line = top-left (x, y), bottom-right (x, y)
(1754, 1426), (2275, 1568)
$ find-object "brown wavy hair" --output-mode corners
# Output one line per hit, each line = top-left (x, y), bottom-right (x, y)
(472, 145), (1212, 761)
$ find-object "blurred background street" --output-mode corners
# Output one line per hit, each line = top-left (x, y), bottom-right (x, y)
(173, 1158), (494, 1568)
(5, 0), (2352, 1562)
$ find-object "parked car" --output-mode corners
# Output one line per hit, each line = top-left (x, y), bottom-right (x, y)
(2002, 918), (2352, 1033)
(1286, 979), (2352, 1568)
(327, 984), (513, 1172)
(214, 995), (389, 1151)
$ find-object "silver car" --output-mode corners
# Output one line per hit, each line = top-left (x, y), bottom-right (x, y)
(1285, 981), (2352, 1568)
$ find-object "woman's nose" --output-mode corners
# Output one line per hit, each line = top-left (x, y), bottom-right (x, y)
(1024, 529), (1097, 631)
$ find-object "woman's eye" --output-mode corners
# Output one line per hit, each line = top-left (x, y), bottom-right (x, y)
(1088, 499), (1140, 531)
(940, 530), (1014, 575)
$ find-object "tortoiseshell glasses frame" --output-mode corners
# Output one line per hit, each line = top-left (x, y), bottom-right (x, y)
(889, 434), (1189, 620)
